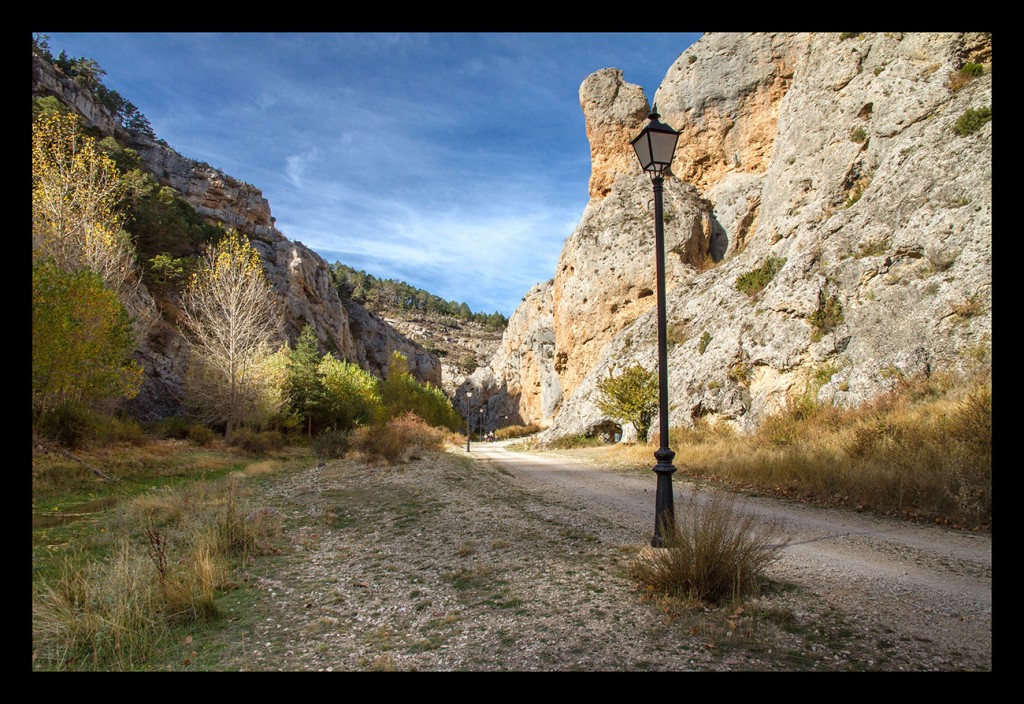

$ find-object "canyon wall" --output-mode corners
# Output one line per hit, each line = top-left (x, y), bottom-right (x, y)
(472, 32), (992, 439)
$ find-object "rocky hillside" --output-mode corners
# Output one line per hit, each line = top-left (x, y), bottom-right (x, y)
(464, 32), (992, 438)
(32, 53), (439, 419)
(371, 310), (504, 398)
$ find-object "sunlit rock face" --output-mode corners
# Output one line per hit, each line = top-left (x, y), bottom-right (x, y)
(487, 32), (991, 439)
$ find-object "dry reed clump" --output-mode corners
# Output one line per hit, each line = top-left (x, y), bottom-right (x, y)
(630, 489), (787, 605)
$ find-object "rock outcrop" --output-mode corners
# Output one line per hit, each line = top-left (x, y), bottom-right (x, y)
(458, 280), (561, 431)
(33, 53), (439, 418)
(478, 32), (992, 439)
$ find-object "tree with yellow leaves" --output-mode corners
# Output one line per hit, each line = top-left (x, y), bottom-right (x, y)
(179, 230), (283, 438)
(31, 112), (152, 335)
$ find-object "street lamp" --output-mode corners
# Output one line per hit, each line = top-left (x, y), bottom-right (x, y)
(478, 407), (486, 442)
(465, 391), (473, 452)
(631, 105), (681, 548)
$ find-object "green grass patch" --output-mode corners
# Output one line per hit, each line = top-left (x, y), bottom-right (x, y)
(954, 107), (991, 136)
(735, 256), (786, 298)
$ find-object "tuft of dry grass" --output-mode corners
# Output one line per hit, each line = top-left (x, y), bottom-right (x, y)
(33, 542), (163, 670)
(630, 489), (787, 605)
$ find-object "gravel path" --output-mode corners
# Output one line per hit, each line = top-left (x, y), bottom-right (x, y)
(221, 442), (991, 671)
(473, 442), (992, 671)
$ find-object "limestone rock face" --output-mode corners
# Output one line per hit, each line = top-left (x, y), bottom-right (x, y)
(347, 303), (441, 387)
(551, 175), (713, 400)
(33, 54), (439, 418)
(581, 68), (652, 199)
(253, 238), (355, 361)
(655, 33), (807, 195)
(458, 280), (561, 430)
(488, 32), (992, 439)
(131, 144), (281, 242)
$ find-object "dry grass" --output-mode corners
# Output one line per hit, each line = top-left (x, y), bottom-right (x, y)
(494, 423), (544, 440)
(33, 468), (284, 670)
(630, 489), (787, 605)
(33, 542), (162, 670)
(584, 370), (991, 528)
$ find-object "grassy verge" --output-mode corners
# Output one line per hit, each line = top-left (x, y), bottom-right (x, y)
(32, 436), (313, 670)
(545, 369), (991, 529)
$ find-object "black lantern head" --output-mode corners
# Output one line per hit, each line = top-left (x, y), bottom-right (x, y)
(630, 106), (680, 177)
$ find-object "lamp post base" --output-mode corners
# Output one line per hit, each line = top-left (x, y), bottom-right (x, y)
(650, 447), (676, 548)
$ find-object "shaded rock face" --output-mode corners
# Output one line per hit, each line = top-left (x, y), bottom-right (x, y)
(347, 303), (441, 387)
(487, 32), (991, 439)
(457, 280), (561, 431)
(33, 55), (438, 418)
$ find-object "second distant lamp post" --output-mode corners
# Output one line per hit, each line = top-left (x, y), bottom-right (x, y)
(630, 105), (681, 548)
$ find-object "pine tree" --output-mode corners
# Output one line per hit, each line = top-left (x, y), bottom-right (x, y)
(286, 324), (330, 436)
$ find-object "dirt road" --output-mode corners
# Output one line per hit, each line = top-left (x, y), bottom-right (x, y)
(467, 441), (992, 670)
(228, 442), (991, 671)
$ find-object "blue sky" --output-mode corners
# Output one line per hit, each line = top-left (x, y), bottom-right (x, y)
(41, 32), (702, 317)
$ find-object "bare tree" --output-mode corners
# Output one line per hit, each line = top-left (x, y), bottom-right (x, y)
(179, 230), (283, 437)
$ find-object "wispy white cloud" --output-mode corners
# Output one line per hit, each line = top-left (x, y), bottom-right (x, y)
(43, 31), (701, 315)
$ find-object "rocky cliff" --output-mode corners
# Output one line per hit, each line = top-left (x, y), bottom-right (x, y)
(472, 32), (992, 439)
(33, 54), (439, 418)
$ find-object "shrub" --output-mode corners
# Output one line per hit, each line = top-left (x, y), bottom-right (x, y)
(157, 415), (191, 440)
(954, 107), (991, 136)
(735, 256), (786, 297)
(37, 402), (101, 448)
(948, 61), (985, 91)
(187, 423), (215, 446)
(351, 425), (405, 464)
(228, 428), (284, 454)
(387, 412), (445, 455)
(631, 490), (787, 604)
(850, 127), (868, 143)
(545, 434), (604, 450)
(312, 429), (351, 460)
(351, 413), (444, 464)
(960, 62), (985, 78)
(698, 331), (712, 355)
(810, 292), (844, 341)
(99, 416), (146, 446)
(845, 175), (872, 208)
(727, 362), (752, 387)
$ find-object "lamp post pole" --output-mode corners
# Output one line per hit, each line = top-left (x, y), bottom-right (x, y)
(465, 391), (473, 452)
(650, 170), (676, 547)
(630, 106), (681, 548)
